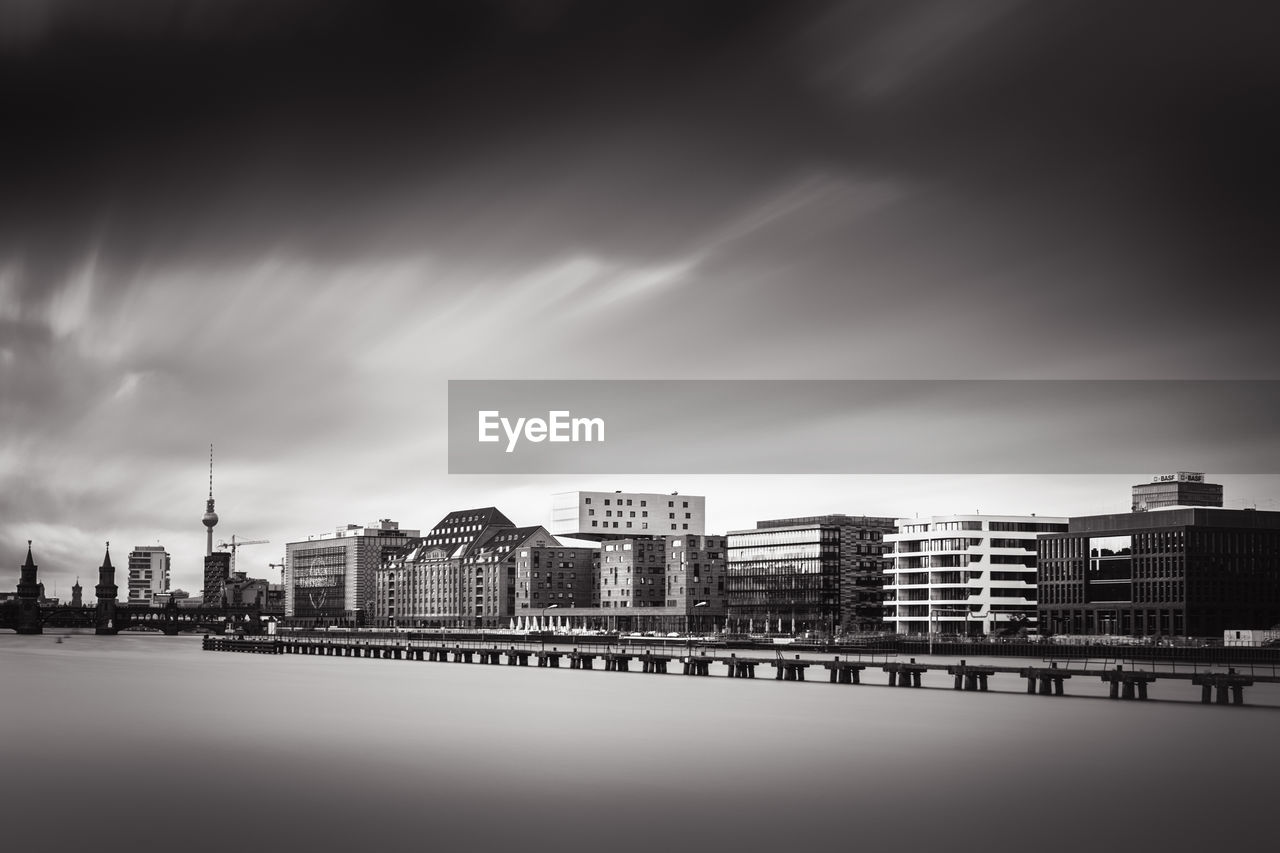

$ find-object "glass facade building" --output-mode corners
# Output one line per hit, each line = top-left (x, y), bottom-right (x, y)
(726, 515), (895, 636)
(285, 519), (420, 622)
(1038, 507), (1280, 637)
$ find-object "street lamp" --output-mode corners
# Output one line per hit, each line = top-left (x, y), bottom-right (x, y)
(690, 600), (708, 636)
(541, 603), (559, 652)
(685, 600), (710, 659)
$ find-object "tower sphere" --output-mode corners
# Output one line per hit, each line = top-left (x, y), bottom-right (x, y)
(203, 509), (219, 528)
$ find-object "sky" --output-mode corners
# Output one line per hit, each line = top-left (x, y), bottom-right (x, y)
(2, 0), (1279, 596)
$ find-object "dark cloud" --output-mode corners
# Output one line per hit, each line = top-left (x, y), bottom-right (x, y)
(4, 1), (1277, 330)
(0, 0), (794, 291)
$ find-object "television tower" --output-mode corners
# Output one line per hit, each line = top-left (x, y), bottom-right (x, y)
(202, 444), (219, 556)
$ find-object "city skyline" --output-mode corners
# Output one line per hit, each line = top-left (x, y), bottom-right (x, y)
(3, 3), (1279, 597)
(7, 471), (1280, 598)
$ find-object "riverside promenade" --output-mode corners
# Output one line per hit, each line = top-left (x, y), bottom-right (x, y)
(204, 634), (1280, 706)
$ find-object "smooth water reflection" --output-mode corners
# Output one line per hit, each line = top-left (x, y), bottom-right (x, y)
(2, 633), (1275, 853)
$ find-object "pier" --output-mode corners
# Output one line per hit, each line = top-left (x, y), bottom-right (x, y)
(202, 636), (1280, 706)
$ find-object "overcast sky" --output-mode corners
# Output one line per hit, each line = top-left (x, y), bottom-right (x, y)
(2, 1), (1278, 595)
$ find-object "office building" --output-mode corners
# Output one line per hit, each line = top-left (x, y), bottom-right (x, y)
(1131, 471), (1223, 511)
(126, 545), (170, 606)
(884, 514), (1068, 636)
(726, 515), (895, 636)
(1038, 507), (1280, 637)
(551, 490), (705, 540)
(285, 519), (420, 621)
(203, 552), (231, 606)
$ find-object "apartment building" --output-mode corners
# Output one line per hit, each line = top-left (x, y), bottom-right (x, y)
(884, 514), (1068, 636)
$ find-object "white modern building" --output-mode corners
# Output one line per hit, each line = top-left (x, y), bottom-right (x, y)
(551, 490), (705, 540)
(883, 514), (1068, 636)
(127, 545), (170, 606)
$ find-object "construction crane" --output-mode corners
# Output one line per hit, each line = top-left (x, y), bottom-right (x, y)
(268, 562), (286, 584)
(216, 535), (269, 576)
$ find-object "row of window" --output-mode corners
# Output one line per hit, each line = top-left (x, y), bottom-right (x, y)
(587, 497), (691, 508)
(591, 521), (689, 530)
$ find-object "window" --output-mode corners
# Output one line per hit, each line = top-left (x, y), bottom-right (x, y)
(585, 497), (591, 504)
(683, 501), (688, 508)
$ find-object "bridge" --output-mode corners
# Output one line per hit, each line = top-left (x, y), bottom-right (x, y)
(26, 602), (246, 635)
(1, 542), (267, 636)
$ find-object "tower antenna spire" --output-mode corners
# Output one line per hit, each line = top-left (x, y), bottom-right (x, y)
(202, 444), (219, 557)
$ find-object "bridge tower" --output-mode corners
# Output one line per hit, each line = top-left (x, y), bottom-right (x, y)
(15, 541), (43, 635)
(95, 543), (119, 635)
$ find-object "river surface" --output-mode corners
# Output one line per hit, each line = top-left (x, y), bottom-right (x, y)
(2, 632), (1276, 853)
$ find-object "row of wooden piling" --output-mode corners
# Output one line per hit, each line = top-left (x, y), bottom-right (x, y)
(201, 638), (1260, 705)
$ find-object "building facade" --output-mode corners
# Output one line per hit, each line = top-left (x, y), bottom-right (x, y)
(373, 508), (552, 628)
(513, 542), (599, 625)
(883, 514), (1068, 636)
(126, 545), (170, 606)
(466, 526), (559, 628)
(285, 519), (420, 621)
(223, 571), (271, 610)
(512, 534), (728, 634)
(551, 491), (705, 540)
(665, 534), (729, 634)
(203, 552), (231, 606)
(1037, 507), (1280, 638)
(1131, 471), (1223, 512)
(599, 538), (668, 609)
(726, 515), (895, 636)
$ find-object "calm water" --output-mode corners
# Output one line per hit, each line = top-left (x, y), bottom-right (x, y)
(2, 633), (1276, 853)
